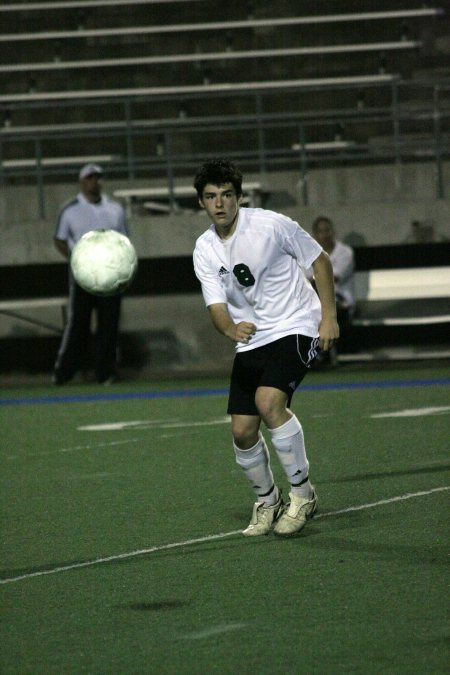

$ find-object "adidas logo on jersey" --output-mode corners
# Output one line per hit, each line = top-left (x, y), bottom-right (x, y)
(218, 266), (229, 277)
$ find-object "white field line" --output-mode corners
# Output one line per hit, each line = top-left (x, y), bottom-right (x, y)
(13, 405), (443, 458)
(371, 406), (450, 418)
(6, 418), (231, 460)
(63, 418), (229, 450)
(6, 438), (142, 460)
(1, 486), (448, 586)
(61, 438), (141, 452)
(159, 417), (230, 429)
(77, 417), (230, 431)
(178, 622), (247, 640)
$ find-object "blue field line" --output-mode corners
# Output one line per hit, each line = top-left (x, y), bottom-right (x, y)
(0, 377), (449, 407)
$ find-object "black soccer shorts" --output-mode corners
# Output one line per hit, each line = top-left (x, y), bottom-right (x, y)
(227, 334), (319, 416)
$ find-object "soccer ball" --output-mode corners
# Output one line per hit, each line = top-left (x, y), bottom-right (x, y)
(70, 229), (138, 296)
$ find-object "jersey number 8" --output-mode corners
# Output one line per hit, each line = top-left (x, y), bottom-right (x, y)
(233, 263), (255, 287)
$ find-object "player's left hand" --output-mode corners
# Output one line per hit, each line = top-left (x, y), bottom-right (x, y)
(318, 316), (340, 351)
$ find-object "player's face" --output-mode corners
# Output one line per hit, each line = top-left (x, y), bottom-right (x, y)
(199, 182), (242, 238)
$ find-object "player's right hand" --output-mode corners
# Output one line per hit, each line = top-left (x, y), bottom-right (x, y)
(235, 321), (257, 343)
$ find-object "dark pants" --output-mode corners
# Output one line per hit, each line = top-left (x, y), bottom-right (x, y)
(54, 277), (122, 383)
(335, 296), (354, 353)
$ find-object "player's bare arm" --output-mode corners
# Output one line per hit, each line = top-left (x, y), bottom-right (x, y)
(54, 237), (69, 259)
(311, 251), (340, 351)
(208, 303), (257, 343)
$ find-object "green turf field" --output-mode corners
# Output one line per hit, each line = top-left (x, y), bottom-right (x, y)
(1, 362), (449, 674)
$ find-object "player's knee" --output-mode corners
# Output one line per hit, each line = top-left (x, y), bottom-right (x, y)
(255, 388), (287, 425)
(231, 420), (259, 449)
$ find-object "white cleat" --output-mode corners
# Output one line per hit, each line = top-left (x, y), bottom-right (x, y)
(242, 494), (284, 537)
(274, 489), (318, 537)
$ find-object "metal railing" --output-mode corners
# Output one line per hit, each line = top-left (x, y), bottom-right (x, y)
(1, 79), (449, 218)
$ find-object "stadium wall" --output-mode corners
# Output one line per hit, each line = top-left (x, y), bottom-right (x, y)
(1, 163), (449, 376)
(2, 163), (450, 265)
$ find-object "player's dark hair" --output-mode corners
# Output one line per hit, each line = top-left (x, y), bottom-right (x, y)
(194, 158), (243, 199)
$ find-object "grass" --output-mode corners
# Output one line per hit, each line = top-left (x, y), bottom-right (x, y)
(1, 362), (449, 674)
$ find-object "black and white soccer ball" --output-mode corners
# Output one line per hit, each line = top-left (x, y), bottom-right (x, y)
(70, 229), (138, 296)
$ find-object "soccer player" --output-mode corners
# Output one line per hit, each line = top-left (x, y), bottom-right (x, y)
(193, 158), (339, 537)
(53, 163), (128, 385)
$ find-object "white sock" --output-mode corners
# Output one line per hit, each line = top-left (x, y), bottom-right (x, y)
(269, 414), (313, 498)
(233, 434), (278, 505)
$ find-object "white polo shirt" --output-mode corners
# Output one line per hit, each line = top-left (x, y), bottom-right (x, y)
(54, 192), (127, 251)
(193, 207), (323, 351)
(329, 240), (355, 309)
(305, 239), (355, 310)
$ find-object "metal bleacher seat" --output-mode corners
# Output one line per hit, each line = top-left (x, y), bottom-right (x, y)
(0, 5), (441, 103)
(0, 1), (446, 201)
(1, 155), (121, 170)
(0, 73), (400, 104)
(0, 6), (442, 44)
(0, 41), (422, 79)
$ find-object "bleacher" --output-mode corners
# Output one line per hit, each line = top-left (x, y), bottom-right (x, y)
(0, 0), (449, 370)
(1, 0), (448, 193)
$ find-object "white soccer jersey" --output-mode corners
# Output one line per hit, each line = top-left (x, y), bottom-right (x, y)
(193, 207), (323, 351)
(54, 192), (127, 251)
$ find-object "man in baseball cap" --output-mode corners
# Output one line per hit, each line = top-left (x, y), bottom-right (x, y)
(53, 161), (128, 385)
(78, 164), (104, 203)
(78, 163), (103, 180)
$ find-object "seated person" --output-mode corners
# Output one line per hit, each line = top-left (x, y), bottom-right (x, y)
(306, 216), (355, 361)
